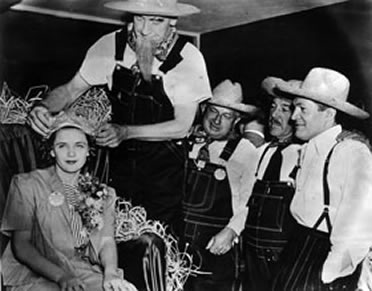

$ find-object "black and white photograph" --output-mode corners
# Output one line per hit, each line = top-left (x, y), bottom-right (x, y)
(1, 0), (372, 290)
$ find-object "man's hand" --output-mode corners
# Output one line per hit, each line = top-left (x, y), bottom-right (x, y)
(57, 273), (86, 291)
(103, 272), (138, 291)
(27, 105), (55, 137)
(96, 123), (128, 148)
(205, 227), (237, 255)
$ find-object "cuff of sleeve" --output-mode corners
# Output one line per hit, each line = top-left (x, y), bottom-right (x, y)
(322, 248), (365, 283)
(227, 208), (248, 236)
(227, 220), (243, 237)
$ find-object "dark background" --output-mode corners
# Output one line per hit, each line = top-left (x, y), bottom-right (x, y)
(1, 0), (371, 137)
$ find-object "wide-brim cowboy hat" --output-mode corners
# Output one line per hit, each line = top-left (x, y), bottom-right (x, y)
(262, 67), (369, 119)
(207, 80), (259, 115)
(104, 0), (200, 17)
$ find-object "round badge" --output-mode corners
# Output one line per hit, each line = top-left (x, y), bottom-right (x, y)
(214, 168), (226, 181)
(48, 191), (65, 207)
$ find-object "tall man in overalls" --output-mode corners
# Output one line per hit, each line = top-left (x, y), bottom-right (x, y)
(27, 0), (212, 290)
(268, 67), (372, 290)
(242, 78), (302, 291)
(183, 80), (259, 291)
(27, 0), (211, 234)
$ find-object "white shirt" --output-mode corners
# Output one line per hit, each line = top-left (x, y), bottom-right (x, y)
(79, 30), (212, 105)
(189, 139), (259, 235)
(290, 125), (372, 283)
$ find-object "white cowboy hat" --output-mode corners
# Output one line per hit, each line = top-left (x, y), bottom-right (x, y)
(262, 67), (369, 119)
(104, 0), (200, 17)
(207, 80), (258, 115)
(262, 78), (302, 99)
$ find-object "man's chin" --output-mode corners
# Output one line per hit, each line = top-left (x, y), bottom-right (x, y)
(294, 128), (309, 141)
(270, 127), (282, 137)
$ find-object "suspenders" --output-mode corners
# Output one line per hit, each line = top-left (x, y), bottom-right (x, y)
(115, 28), (127, 62)
(312, 143), (337, 233)
(219, 138), (241, 162)
(254, 144), (271, 177)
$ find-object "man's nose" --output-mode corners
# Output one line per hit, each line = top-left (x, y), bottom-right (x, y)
(140, 20), (152, 36)
(214, 114), (222, 124)
(271, 108), (280, 119)
(291, 108), (299, 120)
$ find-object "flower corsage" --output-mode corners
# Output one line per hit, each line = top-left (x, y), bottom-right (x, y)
(75, 173), (110, 234)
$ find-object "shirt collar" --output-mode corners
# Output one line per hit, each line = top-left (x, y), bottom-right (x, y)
(270, 135), (293, 147)
(307, 125), (342, 156)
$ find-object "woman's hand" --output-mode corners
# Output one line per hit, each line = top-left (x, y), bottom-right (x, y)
(58, 273), (86, 291)
(103, 272), (138, 291)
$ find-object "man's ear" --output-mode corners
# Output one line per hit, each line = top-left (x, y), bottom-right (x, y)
(233, 111), (242, 126)
(50, 150), (55, 158)
(200, 103), (207, 113)
(325, 107), (337, 121)
(170, 18), (178, 27)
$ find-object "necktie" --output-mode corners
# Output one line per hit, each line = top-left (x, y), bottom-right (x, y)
(197, 139), (213, 162)
(262, 144), (286, 181)
(197, 142), (210, 162)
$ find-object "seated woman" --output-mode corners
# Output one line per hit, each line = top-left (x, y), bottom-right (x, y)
(1, 113), (137, 291)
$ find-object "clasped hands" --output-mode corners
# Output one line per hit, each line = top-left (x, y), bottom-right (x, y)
(206, 227), (237, 256)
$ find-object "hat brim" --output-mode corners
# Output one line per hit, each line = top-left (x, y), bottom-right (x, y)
(262, 77), (300, 100)
(207, 101), (259, 115)
(275, 81), (370, 120)
(104, 1), (200, 17)
(47, 121), (94, 139)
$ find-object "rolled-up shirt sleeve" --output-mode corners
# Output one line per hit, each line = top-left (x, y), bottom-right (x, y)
(79, 32), (116, 86)
(322, 141), (372, 283)
(227, 142), (259, 235)
(163, 43), (212, 105)
(1, 175), (34, 236)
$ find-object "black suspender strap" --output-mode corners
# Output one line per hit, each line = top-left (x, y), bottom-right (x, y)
(115, 28), (127, 61)
(254, 144), (271, 177)
(159, 36), (187, 74)
(312, 143), (337, 233)
(219, 138), (241, 162)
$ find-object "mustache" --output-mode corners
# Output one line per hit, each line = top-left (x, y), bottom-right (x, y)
(270, 117), (282, 125)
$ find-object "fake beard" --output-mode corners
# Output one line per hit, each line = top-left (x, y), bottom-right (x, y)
(135, 36), (158, 83)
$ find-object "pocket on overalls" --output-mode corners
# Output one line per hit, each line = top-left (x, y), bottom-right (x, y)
(246, 194), (286, 232)
(134, 93), (163, 124)
(183, 170), (216, 212)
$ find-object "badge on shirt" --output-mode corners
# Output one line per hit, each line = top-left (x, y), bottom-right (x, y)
(214, 168), (226, 181)
(196, 160), (206, 170)
(49, 191), (65, 207)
